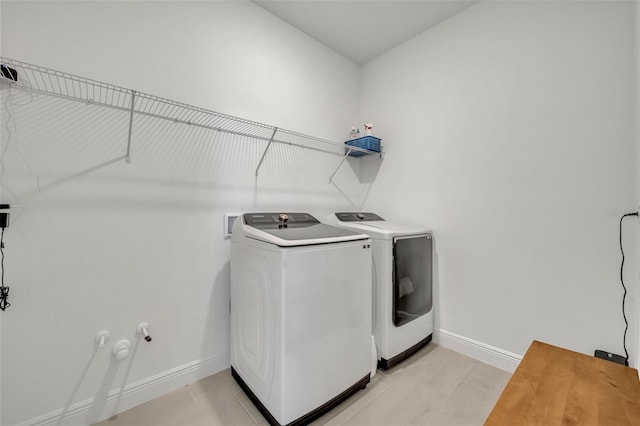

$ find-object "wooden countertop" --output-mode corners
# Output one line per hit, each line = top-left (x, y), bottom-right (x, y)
(485, 340), (640, 425)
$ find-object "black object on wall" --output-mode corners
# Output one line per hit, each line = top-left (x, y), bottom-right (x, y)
(0, 64), (18, 81)
(0, 204), (10, 311)
(595, 211), (639, 367)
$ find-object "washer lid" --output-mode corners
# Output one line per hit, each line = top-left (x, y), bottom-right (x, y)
(242, 213), (368, 247)
(332, 212), (430, 239)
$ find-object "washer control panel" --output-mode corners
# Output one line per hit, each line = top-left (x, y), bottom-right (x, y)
(244, 213), (319, 228)
(335, 212), (385, 222)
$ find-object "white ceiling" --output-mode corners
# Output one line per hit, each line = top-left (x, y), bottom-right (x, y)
(254, 0), (478, 64)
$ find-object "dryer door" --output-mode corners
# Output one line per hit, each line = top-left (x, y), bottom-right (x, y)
(392, 234), (433, 327)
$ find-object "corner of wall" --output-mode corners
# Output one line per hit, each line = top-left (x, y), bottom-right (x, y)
(434, 329), (522, 373)
(634, 0), (640, 373)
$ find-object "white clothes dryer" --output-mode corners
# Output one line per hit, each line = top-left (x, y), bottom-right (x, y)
(327, 212), (433, 369)
(230, 212), (373, 426)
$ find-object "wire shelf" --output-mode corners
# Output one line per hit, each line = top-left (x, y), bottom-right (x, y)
(0, 57), (383, 174)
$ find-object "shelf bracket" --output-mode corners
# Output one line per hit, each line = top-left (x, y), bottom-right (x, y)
(329, 148), (352, 184)
(125, 90), (136, 164)
(255, 127), (278, 177)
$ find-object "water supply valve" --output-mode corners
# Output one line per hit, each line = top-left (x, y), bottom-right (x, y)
(95, 330), (110, 349)
(137, 322), (152, 342)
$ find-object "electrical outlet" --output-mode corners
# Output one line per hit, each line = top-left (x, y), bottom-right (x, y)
(594, 350), (628, 366)
(224, 213), (241, 240)
(0, 204), (10, 229)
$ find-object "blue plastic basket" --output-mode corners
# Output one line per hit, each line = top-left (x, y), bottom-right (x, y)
(345, 136), (381, 157)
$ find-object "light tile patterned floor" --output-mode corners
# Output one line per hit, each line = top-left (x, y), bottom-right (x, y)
(94, 345), (511, 426)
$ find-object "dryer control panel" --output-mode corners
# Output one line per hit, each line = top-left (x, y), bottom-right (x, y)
(336, 212), (385, 222)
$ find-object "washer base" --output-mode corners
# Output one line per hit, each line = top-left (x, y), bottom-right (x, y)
(231, 367), (370, 426)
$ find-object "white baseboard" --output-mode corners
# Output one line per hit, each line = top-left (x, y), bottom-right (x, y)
(19, 352), (229, 426)
(434, 329), (522, 373)
(17, 333), (519, 425)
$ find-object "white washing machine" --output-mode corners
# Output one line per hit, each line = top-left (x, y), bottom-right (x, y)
(327, 212), (433, 369)
(230, 212), (373, 426)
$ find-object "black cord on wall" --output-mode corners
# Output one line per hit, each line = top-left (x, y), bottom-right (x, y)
(619, 212), (638, 364)
(0, 227), (10, 311)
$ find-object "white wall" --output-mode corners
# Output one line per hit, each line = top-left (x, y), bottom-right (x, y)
(361, 1), (637, 365)
(0, 2), (363, 425)
(635, 0), (640, 373)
